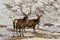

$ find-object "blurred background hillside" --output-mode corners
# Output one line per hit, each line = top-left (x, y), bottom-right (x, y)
(0, 0), (60, 26)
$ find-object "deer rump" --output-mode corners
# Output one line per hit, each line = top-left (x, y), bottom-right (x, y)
(13, 18), (27, 36)
(13, 19), (25, 30)
(13, 16), (27, 31)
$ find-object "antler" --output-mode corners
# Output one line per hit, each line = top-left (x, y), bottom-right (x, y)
(27, 6), (32, 16)
(19, 4), (27, 16)
(20, 4), (32, 17)
(37, 8), (45, 15)
(35, 7), (45, 19)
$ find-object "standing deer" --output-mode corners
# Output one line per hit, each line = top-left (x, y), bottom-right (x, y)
(13, 5), (31, 36)
(25, 8), (45, 33)
(13, 16), (28, 36)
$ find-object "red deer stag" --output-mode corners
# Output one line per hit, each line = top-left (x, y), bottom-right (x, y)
(13, 16), (28, 36)
(13, 5), (31, 36)
(25, 8), (45, 33)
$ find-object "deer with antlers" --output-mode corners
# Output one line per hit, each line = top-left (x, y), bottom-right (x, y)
(13, 5), (45, 36)
(13, 16), (27, 36)
(24, 8), (45, 33)
(13, 5), (31, 36)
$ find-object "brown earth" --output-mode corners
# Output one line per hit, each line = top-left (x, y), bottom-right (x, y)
(5, 31), (56, 40)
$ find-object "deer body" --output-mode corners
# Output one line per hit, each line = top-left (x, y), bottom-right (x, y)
(13, 6), (45, 36)
(25, 15), (41, 33)
(13, 16), (28, 36)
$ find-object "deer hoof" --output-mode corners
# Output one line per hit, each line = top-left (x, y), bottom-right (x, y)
(20, 34), (21, 36)
(12, 35), (14, 37)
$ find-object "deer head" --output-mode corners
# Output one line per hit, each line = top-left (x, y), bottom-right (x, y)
(20, 5), (32, 20)
(35, 8), (45, 19)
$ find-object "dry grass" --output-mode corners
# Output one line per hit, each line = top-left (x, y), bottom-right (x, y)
(5, 32), (54, 40)
(43, 23), (54, 27)
(0, 25), (7, 28)
(5, 36), (35, 40)
(33, 32), (53, 38)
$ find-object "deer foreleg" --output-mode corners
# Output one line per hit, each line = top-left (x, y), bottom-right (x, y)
(33, 26), (36, 33)
(21, 28), (24, 36)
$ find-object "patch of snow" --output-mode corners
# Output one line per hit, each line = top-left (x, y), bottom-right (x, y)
(41, 26), (60, 33)
(24, 32), (34, 36)
(53, 33), (60, 35)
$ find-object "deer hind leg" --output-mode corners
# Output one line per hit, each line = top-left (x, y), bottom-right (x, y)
(13, 29), (19, 37)
(16, 29), (19, 37)
(19, 28), (21, 36)
(13, 24), (17, 37)
(24, 27), (26, 33)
